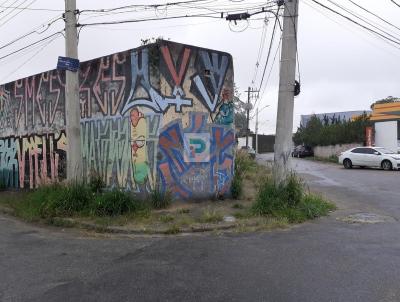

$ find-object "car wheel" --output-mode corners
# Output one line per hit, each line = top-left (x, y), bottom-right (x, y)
(381, 160), (392, 171)
(343, 159), (352, 169)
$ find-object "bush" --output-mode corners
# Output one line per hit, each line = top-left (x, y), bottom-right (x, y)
(252, 174), (304, 215)
(92, 190), (140, 216)
(231, 150), (256, 199)
(231, 173), (242, 199)
(37, 182), (93, 217)
(150, 186), (172, 209)
(252, 173), (335, 223)
(89, 170), (105, 193)
(300, 194), (336, 219)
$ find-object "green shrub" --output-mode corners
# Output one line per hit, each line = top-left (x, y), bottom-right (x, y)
(38, 182), (93, 217)
(0, 178), (6, 191)
(92, 190), (140, 216)
(252, 174), (335, 223)
(150, 187), (172, 209)
(89, 170), (105, 193)
(300, 194), (336, 219)
(231, 173), (242, 199)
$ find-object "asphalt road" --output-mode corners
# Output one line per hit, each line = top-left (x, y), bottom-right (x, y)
(1, 156), (400, 302)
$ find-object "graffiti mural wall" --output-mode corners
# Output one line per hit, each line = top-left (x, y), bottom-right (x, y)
(0, 40), (234, 199)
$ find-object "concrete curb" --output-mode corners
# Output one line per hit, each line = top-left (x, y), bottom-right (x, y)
(0, 205), (258, 235)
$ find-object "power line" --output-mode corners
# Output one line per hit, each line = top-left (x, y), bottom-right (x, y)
(77, 12), (223, 28)
(0, 15), (62, 51)
(326, 0), (400, 43)
(0, 0), (37, 28)
(303, 0), (400, 55)
(390, 0), (400, 8)
(79, 0), (213, 14)
(0, 4), (62, 11)
(1, 34), (61, 83)
(347, 0), (400, 33)
(252, 34), (282, 118)
(311, 0), (400, 46)
(254, 9), (281, 109)
(0, 31), (63, 62)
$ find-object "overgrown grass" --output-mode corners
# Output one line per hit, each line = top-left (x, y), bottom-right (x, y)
(150, 186), (172, 209)
(2, 182), (152, 223)
(231, 150), (256, 199)
(252, 173), (336, 223)
(198, 208), (223, 223)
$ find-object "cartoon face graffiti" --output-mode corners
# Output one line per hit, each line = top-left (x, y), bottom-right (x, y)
(130, 109), (149, 184)
(215, 102), (234, 125)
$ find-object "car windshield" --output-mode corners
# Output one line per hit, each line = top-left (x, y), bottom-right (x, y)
(375, 148), (396, 154)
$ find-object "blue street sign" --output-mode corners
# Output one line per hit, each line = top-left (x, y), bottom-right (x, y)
(57, 56), (80, 72)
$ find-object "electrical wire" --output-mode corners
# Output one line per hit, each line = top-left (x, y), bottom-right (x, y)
(79, 0), (213, 14)
(303, 0), (400, 56)
(251, 21), (269, 85)
(311, 0), (400, 46)
(0, 0), (36, 28)
(0, 15), (62, 51)
(0, 31), (63, 62)
(254, 8), (281, 109)
(1, 34), (61, 83)
(390, 0), (400, 8)
(78, 12), (223, 28)
(0, 4), (62, 11)
(326, 0), (400, 43)
(251, 34), (282, 119)
(347, 0), (400, 33)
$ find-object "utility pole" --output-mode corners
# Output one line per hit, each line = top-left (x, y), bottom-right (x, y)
(64, 0), (83, 182)
(244, 87), (259, 149)
(273, 0), (299, 185)
(255, 107), (259, 154)
(245, 87), (251, 148)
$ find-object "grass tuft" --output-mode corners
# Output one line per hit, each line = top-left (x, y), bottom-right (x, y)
(150, 187), (172, 209)
(199, 208), (223, 223)
(252, 173), (335, 223)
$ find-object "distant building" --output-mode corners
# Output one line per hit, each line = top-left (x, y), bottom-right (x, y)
(300, 110), (371, 127)
(370, 102), (400, 152)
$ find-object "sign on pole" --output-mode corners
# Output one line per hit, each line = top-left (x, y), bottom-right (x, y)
(57, 56), (80, 72)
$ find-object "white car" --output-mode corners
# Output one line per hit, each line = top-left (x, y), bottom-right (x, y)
(338, 147), (400, 170)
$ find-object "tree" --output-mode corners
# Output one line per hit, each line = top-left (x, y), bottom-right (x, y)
(233, 84), (248, 136)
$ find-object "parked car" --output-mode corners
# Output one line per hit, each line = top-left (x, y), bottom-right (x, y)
(338, 147), (400, 170)
(292, 145), (314, 158)
(241, 146), (256, 159)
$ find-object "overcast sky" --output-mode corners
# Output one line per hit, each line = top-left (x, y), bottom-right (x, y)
(0, 0), (399, 134)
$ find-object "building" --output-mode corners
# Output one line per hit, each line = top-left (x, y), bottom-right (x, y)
(370, 101), (400, 152)
(300, 110), (370, 127)
(0, 40), (235, 200)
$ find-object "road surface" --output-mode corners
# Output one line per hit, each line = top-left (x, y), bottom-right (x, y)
(1, 156), (400, 302)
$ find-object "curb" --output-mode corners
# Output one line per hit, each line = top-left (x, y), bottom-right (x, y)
(0, 206), (258, 235)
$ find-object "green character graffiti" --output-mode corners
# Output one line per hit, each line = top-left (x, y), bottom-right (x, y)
(130, 109), (150, 185)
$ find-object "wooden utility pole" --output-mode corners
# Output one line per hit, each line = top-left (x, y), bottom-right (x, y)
(65, 0), (83, 182)
(273, 0), (299, 185)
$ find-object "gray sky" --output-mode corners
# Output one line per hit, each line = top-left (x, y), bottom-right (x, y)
(1, 0), (399, 134)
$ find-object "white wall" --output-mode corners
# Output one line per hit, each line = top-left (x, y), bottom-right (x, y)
(375, 121), (398, 152)
(238, 136), (253, 149)
(314, 143), (362, 158)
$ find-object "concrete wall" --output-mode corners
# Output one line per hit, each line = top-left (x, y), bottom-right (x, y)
(375, 121), (399, 152)
(0, 40), (235, 200)
(313, 143), (362, 158)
